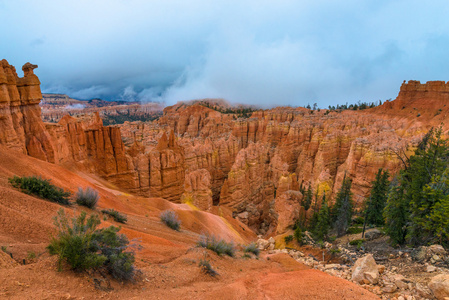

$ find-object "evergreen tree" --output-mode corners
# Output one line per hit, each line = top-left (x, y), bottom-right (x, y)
(406, 127), (449, 245)
(308, 189), (320, 232)
(313, 192), (331, 241)
(302, 185), (312, 212)
(332, 174), (353, 237)
(384, 127), (449, 246)
(365, 168), (390, 226)
(383, 176), (408, 246)
(418, 171), (449, 247)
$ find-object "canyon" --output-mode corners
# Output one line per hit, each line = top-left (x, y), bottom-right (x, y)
(3, 59), (449, 299)
(2, 59), (447, 236)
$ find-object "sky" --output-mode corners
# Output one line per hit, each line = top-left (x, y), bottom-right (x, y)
(2, 0), (449, 108)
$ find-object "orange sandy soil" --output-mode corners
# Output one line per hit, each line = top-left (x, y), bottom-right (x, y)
(0, 146), (379, 299)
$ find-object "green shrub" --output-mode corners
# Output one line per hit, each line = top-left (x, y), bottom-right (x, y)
(75, 187), (99, 209)
(349, 238), (365, 245)
(349, 239), (365, 249)
(27, 251), (36, 260)
(346, 227), (363, 234)
(330, 248), (341, 254)
(102, 209), (127, 224)
(1, 246), (7, 253)
(197, 234), (235, 257)
(243, 243), (260, 256)
(9, 176), (71, 205)
(352, 216), (365, 225)
(160, 210), (181, 231)
(284, 235), (294, 244)
(294, 227), (304, 245)
(199, 259), (218, 277)
(47, 209), (137, 281)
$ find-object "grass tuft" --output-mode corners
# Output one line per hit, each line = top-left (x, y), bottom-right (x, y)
(197, 234), (235, 257)
(160, 210), (181, 231)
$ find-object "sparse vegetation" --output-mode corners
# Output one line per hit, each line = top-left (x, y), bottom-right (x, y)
(197, 234), (235, 257)
(160, 210), (181, 231)
(75, 187), (99, 209)
(294, 227), (304, 245)
(346, 227), (363, 234)
(199, 259), (218, 277)
(349, 239), (365, 249)
(243, 243), (260, 256)
(27, 251), (36, 261)
(102, 111), (162, 125)
(284, 235), (294, 244)
(102, 208), (127, 223)
(9, 175), (71, 205)
(47, 209), (138, 281)
(1, 246), (7, 253)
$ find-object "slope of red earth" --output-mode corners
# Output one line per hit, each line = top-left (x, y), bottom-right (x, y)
(0, 146), (378, 299)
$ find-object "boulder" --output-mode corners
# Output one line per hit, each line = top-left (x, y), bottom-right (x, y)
(364, 229), (382, 240)
(429, 244), (447, 256)
(415, 283), (433, 299)
(257, 239), (270, 250)
(429, 274), (449, 300)
(351, 254), (379, 284)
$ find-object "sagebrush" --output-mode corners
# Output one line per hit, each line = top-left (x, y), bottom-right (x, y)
(199, 259), (218, 277)
(47, 209), (138, 281)
(197, 234), (235, 257)
(75, 187), (99, 209)
(160, 210), (181, 231)
(9, 176), (71, 205)
(243, 243), (260, 256)
(102, 208), (127, 223)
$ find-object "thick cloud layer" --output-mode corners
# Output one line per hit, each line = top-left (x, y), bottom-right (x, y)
(2, 0), (449, 107)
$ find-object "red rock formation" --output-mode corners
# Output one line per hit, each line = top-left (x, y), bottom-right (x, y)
(0, 61), (138, 191)
(0, 60), (55, 161)
(147, 131), (185, 202)
(3, 60), (448, 236)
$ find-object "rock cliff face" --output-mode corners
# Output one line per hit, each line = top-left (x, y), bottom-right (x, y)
(0, 61), (138, 190)
(0, 60), (55, 161)
(1, 61), (444, 236)
(121, 81), (444, 234)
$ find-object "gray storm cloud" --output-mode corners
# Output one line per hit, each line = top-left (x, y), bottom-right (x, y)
(2, 0), (449, 107)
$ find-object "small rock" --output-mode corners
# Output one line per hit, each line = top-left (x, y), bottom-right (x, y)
(324, 264), (341, 270)
(429, 244), (446, 255)
(382, 285), (397, 293)
(378, 265), (385, 274)
(428, 274), (449, 300)
(426, 265), (437, 273)
(268, 237), (275, 244)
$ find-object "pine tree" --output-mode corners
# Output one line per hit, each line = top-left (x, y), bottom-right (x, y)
(383, 176), (408, 246)
(308, 189), (320, 232)
(384, 127), (449, 246)
(302, 185), (312, 212)
(419, 172), (449, 247)
(406, 127), (449, 245)
(313, 192), (331, 241)
(332, 174), (353, 237)
(365, 168), (390, 226)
